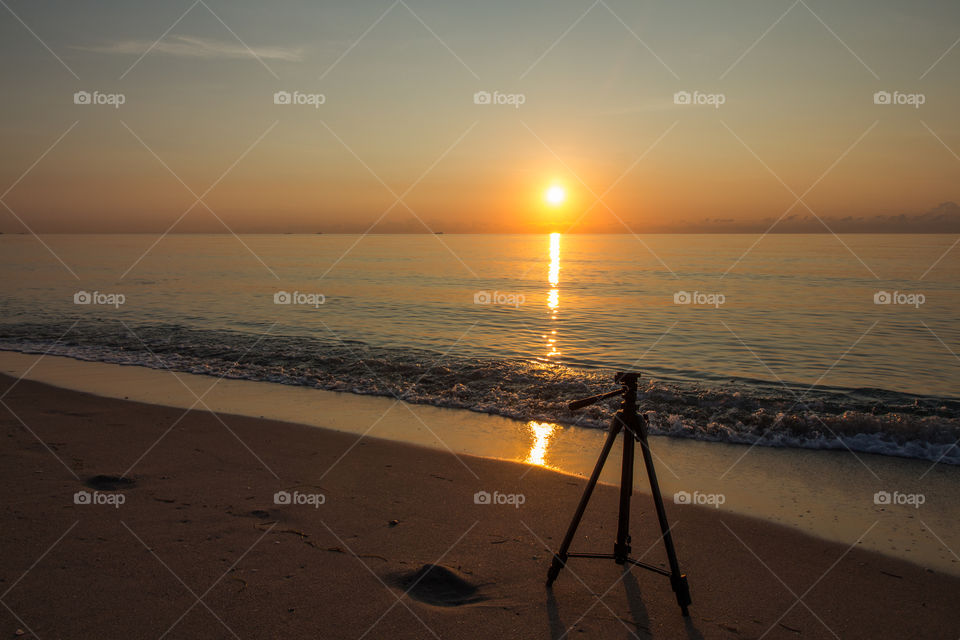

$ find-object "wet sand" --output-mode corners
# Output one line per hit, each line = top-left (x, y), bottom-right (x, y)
(1, 374), (958, 639)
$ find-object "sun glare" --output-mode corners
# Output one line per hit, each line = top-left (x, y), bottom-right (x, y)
(545, 185), (566, 206)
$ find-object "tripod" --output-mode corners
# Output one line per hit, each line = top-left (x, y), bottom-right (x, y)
(545, 372), (691, 616)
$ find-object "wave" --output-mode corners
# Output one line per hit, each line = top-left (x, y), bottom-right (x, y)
(1, 321), (957, 465)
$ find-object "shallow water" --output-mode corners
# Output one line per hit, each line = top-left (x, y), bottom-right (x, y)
(0, 233), (957, 463)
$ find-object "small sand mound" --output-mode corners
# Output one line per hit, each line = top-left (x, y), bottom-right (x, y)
(85, 475), (135, 491)
(389, 564), (487, 607)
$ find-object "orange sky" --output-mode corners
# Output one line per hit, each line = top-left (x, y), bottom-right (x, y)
(1, 0), (958, 233)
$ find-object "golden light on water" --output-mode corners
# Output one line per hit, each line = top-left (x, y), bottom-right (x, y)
(548, 232), (560, 286)
(524, 421), (558, 466)
(545, 232), (561, 357)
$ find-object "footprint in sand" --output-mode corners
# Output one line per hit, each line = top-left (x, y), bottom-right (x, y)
(84, 475), (136, 491)
(388, 564), (488, 607)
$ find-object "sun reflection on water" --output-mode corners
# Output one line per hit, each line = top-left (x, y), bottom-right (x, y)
(525, 421), (558, 466)
(548, 233), (560, 287)
(545, 233), (561, 357)
(547, 288), (559, 310)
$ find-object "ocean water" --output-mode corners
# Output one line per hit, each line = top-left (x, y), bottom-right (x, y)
(1, 233), (957, 464)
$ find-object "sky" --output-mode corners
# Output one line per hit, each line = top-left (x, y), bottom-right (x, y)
(1, 0), (959, 233)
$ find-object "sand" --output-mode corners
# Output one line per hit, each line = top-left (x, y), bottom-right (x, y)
(1, 374), (958, 639)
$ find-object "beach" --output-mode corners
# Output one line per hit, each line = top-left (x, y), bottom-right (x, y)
(2, 373), (958, 639)
(4, 350), (958, 579)
(5, 0), (960, 635)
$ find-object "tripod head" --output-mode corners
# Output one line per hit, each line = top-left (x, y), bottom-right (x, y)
(568, 371), (641, 411)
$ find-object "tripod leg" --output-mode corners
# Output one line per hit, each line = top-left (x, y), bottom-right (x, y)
(636, 420), (692, 616)
(614, 415), (633, 563)
(546, 419), (622, 587)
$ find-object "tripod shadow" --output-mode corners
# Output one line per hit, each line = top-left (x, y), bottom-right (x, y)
(682, 617), (705, 640)
(621, 569), (652, 638)
(546, 572), (703, 640)
(545, 589), (567, 640)
(622, 569), (704, 640)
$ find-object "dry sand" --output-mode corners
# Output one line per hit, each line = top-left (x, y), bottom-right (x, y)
(1, 374), (958, 639)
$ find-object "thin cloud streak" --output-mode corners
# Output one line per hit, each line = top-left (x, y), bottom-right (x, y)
(74, 35), (303, 61)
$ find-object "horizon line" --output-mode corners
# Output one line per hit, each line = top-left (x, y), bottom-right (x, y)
(2, 231), (958, 236)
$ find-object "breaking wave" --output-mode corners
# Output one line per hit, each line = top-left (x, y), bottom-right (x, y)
(1, 321), (958, 465)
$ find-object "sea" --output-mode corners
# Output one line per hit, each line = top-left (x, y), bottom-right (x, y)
(1, 233), (957, 465)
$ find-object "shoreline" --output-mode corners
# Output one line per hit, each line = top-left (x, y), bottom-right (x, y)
(1, 373), (958, 638)
(0, 351), (960, 576)
(1, 350), (958, 578)
(2, 330), (956, 468)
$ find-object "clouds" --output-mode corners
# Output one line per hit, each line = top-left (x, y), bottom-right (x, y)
(75, 35), (303, 62)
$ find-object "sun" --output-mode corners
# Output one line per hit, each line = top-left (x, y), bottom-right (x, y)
(545, 185), (566, 206)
